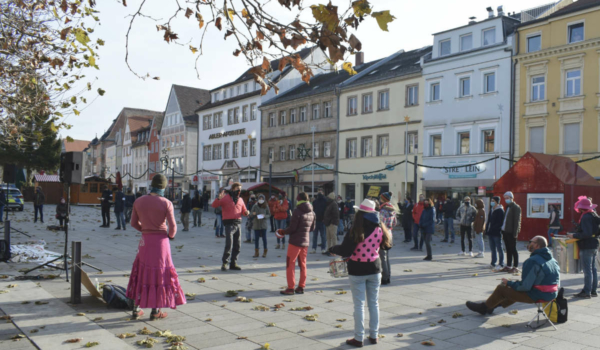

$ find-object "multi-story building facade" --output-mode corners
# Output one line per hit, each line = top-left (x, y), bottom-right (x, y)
(159, 85), (209, 196)
(196, 47), (330, 201)
(122, 116), (153, 189)
(105, 144), (116, 176)
(148, 117), (162, 182)
(131, 126), (150, 193)
(514, 0), (600, 180)
(338, 48), (432, 202)
(420, 8), (518, 201)
(260, 63), (369, 197)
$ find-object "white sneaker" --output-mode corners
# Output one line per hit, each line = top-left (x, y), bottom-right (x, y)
(469, 252), (474, 257)
(458, 251), (465, 256)
(320, 249), (325, 254)
(489, 264), (496, 269)
(475, 253), (484, 258)
(494, 265), (503, 271)
(311, 249), (316, 254)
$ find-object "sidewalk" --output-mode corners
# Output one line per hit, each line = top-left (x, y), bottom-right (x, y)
(1, 203), (599, 350)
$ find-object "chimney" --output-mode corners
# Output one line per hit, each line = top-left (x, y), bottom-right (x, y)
(497, 5), (504, 17)
(469, 16), (477, 24)
(486, 6), (494, 18)
(355, 52), (364, 67)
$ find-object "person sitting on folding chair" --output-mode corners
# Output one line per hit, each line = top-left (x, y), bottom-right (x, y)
(465, 236), (560, 315)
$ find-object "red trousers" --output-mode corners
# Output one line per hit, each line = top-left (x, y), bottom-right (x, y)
(286, 244), (308, 289)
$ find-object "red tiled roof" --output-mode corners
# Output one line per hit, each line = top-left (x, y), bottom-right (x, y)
(63, 139), (90, 152)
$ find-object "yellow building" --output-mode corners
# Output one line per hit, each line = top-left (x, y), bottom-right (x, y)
(515, 0), (600, 180)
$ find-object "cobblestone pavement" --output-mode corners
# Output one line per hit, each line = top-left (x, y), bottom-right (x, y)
(0, 203), (598, 350)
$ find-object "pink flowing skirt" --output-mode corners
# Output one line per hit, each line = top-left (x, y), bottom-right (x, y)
(126, 233), (186, 309)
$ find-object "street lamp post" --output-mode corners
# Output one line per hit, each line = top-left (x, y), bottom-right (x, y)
(247, 135), (252, 183)
(404, 116), (410, 199)
(311, 125), (316, 197)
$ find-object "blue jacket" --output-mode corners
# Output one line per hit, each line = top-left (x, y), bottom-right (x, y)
(419, 206), (435, 234)
(507, 248), (560, 302)
(485, 205), (505, 237)
(114, 191), (125, 212)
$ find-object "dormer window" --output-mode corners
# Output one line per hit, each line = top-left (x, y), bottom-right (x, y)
(440, 39), (451, 56)
(568, 22), (584, 43)
(482, 28), (495, 46)
(460, 34), (472, 52)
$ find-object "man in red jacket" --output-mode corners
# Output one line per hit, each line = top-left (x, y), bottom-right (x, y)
(410, 194), (425, 251)
(212, 182), (250, 271)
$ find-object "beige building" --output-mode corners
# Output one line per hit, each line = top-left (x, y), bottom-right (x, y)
(337, 47), (432, 203)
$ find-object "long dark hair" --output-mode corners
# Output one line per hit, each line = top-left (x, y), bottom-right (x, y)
(349, 211), (392, 249)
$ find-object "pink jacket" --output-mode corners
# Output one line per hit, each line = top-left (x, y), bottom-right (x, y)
(211, 194), (248, 221)
(131, 195), (177, 238)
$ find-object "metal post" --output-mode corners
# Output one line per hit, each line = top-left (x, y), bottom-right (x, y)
(70, 241), (82, 304)
(268, 160), (272, 200)
(248, 136), (252, 183)
(5, 182), (8, 222)
(311, 126), (316, 197)
(498, 104), (504, 180)
(172, 160), (175, 201)
(404, 116), (409, 199)
(3, 220), (10, 261)
(64, 184), (70, 282)
(413, 155), (418, 201)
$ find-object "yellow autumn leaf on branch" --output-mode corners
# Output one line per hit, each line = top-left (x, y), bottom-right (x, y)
(242, 8), (249, 18)
(342, 62), (357, 76)
(227, 9), (235, 21)
(371, 11), (395, 32)
(352, 0), (371, 17)
(189, 45), (198, 54)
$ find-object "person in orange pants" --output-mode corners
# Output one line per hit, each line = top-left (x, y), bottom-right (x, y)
(276, 192), (316, 295)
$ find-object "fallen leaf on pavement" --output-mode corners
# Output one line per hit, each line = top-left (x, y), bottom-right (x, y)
(270, 273), (277, 277)
(93, 317), (103, 322)
(502, 324), (511, 328)
(84, 341), (100, 347)
(336, 318), (346, 322)
(397, 333), (403, 337)
(452, 312), (463, 318)
(237, 336), (248, 339)
(138, 327), (152, 335)
(198, 278), (206, 283)
(185, 293), (196, 300)
(438, 319), (446, 323)
(117, 333), (136, 339)
(290, 306), (313, 311)
(335, 324), (342, 328)
(421, 340), (436, 346)
(65, 338), (83, 343)
(7, 284), (17, 288)
(76, 313), (86, 316)
(266, 322), (276, 327)
(11, 334), (25, 340)
(35, 301), (49, 305)
(404, 269), (413, 272)
(304, 314), (318, 321)
(335, 291), (347, 295)
(225, 290), (238, 297)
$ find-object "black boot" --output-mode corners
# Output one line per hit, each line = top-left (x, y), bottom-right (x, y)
(466, 301), (488, 316)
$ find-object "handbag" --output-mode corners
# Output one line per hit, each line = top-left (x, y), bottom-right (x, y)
(329, 257), (349, 278)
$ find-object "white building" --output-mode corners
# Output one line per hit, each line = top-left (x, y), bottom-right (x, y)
(158, 85), (210, 196)
(421, 6), (517, 200)
(196, 47), (331, 201)
(132, 126), (150, 193)
(122, 116), (152, 189)
(105, 144), (116, 177)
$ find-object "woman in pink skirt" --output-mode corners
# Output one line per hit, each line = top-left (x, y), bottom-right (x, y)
(126, 174), (186, 320)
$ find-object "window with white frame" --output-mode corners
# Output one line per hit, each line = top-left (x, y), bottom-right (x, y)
(313, 142), (320, 158)
(280, 146), (286, 161)
(483, 28), (495, 46)
(203, 145), (212, 161)
(459, 77), (471, 97)
(250, 103), (257, 120)
(234, 107), (240, 124)
(223, 89), (227, 99)
(431, 134), (442, 156)
(244, 83), (248, 93)
(531, 76), (546, 101)
(228, 109), (234, 125)
(406, 132), (418, 154)
(250, 139), (256, 156)
(203, 116), (211, 130)
(242, 105), (249, 122)
(377, 135), (389, 156)
(242, 140), (248, 157)
(348, 97), (357, 115)
(269, 113), (276, 127)
(300, 106), (307, 121)
(363, 94), (373, 113)
(347, 139), (357, 158)
(460, 34), (472, 51)
(268, 147), (274, 160)
(407, 85), (418, 106)
(233, 141), (239, 158)
(458, 132), (470, 154)
(312, 104), (320, 119)
(440, 39), (451, 56)
(279, 111), (286, 125)
(378, 90), (389, 110)
(568, 22), (584, 44)
(213, 144), (222, 160)
(289, 145), (295, 160)
(324, 101), (332, 117)
(290, 108), (296, 123)
(361, 137), (372, 157)
(229, 87), (234, 97)
(430, 82), (440, 101)
(528, 35), (541, 52)
(237, 85), (241, 96)
(224, 143), (230, 159)
(563, 123), (580, 154)
(565, 69), (581, 97)
(529, 126), (544, 153)
(482, 129), (495, 153)
(214, 112), (223, 127)
(324, 141), (331, 157)
(484, 72), (496, 93)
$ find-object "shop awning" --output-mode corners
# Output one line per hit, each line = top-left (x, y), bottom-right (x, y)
(220, 182), (285, 193)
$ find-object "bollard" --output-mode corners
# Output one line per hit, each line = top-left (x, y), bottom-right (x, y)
(70, 241), (82, 304)
(3, 221), (10, 261)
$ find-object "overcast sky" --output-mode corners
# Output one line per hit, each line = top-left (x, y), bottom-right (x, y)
(62, 0), (556, 141)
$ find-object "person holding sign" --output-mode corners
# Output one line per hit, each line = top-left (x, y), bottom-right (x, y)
(251, 194), (271, 258)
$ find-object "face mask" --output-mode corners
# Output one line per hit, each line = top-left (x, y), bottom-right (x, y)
(505, 199), (512, 205)
(491, 202), (496, 207)
(337, 199), (342, 203)
(258, 199), (264, 204)
(419, 197), (424, 202)
(464, 202), (470, 206)
(250, 197), (255, 200)
(61, 199), (65, 204)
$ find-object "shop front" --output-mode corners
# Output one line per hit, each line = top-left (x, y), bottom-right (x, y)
(338, 165), (416, 204)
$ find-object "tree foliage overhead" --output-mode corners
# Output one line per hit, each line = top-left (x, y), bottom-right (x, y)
(123, 0), (395, 95)
(0, 0), (104, 148)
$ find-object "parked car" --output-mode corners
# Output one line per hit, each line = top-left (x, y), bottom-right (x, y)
(2, 186), (24, 211)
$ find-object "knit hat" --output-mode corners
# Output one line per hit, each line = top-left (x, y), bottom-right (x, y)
(492, 196), (501, 204)
(150, 174), (167, 190)
(327, 192), (336, 200)
(504, 191), (514, 199)
(379, 192), (392, 202)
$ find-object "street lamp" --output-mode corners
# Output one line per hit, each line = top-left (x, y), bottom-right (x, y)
(311, 125), (316, 197)
(404, 116), (410, 199)
(247, 134), (252, 183)
(160, 148), (173, 199)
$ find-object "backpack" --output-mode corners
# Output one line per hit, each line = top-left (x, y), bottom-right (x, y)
(102, 284), (134, 310)
(546, 287), (568, 324)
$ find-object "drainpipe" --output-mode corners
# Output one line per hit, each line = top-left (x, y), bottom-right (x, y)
(510, 29), (520, 168)
(334, 85), (341, 196)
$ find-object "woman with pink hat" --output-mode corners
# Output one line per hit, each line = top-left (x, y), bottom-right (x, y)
(568, 197), (599, 299)
(328, 199), (392, 347)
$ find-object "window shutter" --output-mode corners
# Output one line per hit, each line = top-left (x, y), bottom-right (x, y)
(529, 126), (544, 153)
(563, 123), (580, 154)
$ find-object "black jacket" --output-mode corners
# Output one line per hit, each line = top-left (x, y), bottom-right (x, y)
(191, 196), (203, 209)
(114, 191), (125, 212)
(0, 191), (5, 206)
(442, 200), (456, 218)
(485, 205), (505, 237)
(125, 194), (135, 208)
(401, 202), (414, 227)
(573, 212), (599, 250)
(338, 201), (345, 219)
(329, 220), (382, 276)
(101, 190), (112, 207)
(312, 193), (327, 223)
(181, 194), (192, 213)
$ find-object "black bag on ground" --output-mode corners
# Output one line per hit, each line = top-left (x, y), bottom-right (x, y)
(102, 284), (134, 310)
(555, 287), (568, 324)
